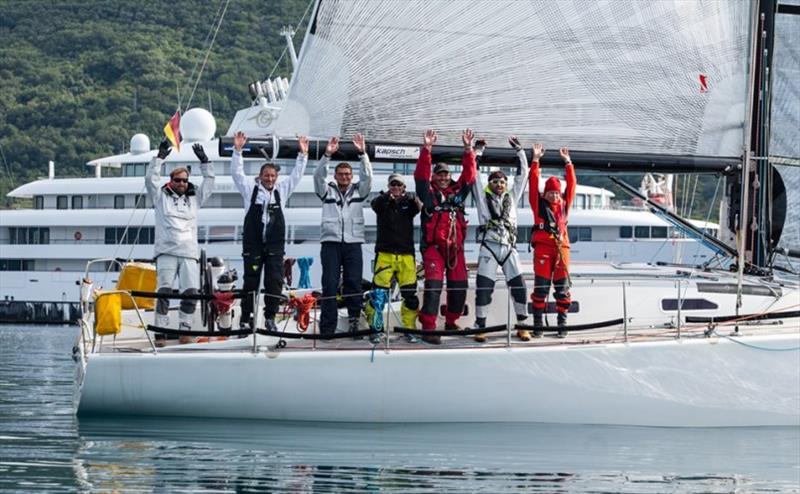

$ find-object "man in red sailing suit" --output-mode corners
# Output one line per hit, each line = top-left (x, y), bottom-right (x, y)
(529, 144), (576, 338)
(414, 128), (477, 345)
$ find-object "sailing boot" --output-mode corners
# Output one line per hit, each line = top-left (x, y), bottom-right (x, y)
(516, 314), (531, 341)
(557, 312), (568, 339)
(473, 317), (487, 343)
(349, 317), (363, 340)
(532, 310), (544, 338)
(400, 306), (421, 343)
(178, 322), (195, 345)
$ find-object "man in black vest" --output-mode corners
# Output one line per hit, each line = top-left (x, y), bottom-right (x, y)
(231, 131), (310, 331)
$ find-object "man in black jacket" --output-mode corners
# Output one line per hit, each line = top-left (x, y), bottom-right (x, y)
(364, 173), (421, 332)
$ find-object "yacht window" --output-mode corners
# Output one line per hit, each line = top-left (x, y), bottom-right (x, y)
(651, 226), (668, 238)
(207, 226), (236, 243)
(575, 194), (586, 209)
(34, 196), (44, 209)
(220, 194), (243, 208)
(592, 195), (602, 209)
(114, 195), (125, 209)
(0, 259), (34, 271)
(578, 227), (592, 242)
(23, 227), (49, 245)
(71, 196), (83, 209)
(104, 227), (154, 244)
(56, 195), (68, 209)
(620, 226), (632, 239)
(292, 226), (319, 244)
(634, 226), (650, 238)
(568, 227), (578, 243)
(364, 226), (378, 244)
(134, 194), (145, 209)
(661, 298), (719, 311)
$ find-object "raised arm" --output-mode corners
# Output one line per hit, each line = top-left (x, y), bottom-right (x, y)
(529, 143), (545, 218)
(455, 128), (477, 189)
(279, 135), (309, 200)
(509, 136), (529, 205)
(145, 139), (171, 200)
(471, 138), (488, 220)
(561, 147), (576, 211)
(192, 143), (215, 207)
(313, 137), (338, 200)
(413, 129), (436, 207)
(230, 131), (250, 201)
(353, 133), (372, 197)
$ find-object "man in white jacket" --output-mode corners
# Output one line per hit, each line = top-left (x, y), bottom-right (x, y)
(145, 140), (215, 344)
(472, 137), (530, 342)
(313, 134), (372, 336)
(230, 131), (309, 331)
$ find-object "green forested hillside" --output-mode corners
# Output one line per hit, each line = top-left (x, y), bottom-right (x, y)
(0, 0), (723, 218)
(0, 0), (310, 206)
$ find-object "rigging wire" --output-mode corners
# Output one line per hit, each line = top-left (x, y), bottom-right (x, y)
(0, 144), (15, 190)
(185, 0), (231, 110)
(181, 0), (228, 108)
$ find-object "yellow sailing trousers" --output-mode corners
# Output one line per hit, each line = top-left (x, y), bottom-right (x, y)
(365, 252), (419, 329)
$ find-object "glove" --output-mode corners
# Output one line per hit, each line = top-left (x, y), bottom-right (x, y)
(157, 139), (172, 160)
(508, 136), (522, 151)
(192, 143), (209, 164)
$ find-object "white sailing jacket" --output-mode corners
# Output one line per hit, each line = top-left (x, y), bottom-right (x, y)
(313, 154), (373, 243)
(230, 150), (309, 239)
(145, 157), (215, 260)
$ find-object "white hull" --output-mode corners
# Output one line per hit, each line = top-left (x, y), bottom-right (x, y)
(77, 332), (800, 426)
(75, 263), (800, 427)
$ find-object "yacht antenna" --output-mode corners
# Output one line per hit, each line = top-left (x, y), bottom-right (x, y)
(281, 26), (298, 69)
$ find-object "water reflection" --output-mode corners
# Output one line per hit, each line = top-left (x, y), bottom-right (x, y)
(2, 326), (799, 493)
(75, 417), (800, 493)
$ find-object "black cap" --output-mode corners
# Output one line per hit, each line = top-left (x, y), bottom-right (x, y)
(433, 163), (450, 175)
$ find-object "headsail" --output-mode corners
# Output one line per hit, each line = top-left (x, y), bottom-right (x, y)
(276, 0), (753, 159)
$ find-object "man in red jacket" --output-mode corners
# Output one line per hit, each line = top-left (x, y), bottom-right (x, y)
(529, 144), (576, 338)
(414, 128), (477, 344)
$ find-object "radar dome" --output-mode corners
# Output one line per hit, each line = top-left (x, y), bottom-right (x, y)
(130, 134), (150, 154)
(180, 108), (216, 143)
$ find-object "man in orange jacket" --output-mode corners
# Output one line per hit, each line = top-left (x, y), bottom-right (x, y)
(529, 144), (576, 338)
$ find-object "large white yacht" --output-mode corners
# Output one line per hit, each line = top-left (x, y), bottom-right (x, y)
(0, 120), (718, 322)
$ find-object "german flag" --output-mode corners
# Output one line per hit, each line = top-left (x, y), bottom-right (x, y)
(163, 111), (181, 151)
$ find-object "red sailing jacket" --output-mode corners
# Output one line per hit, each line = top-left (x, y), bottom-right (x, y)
(529, 160), (576, 248)
(414, 147), (477, 254)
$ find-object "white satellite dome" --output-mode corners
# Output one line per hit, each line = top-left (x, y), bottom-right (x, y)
(180, 108), (216, 143)
(130, 134), (150, 154)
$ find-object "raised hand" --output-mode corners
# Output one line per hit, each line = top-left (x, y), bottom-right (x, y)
(157, 139), (172, 160)
(508, 136), (522, 151)
(325, 136), (339, 157)
(233, 131), (247, 152)
(532, 143), (545, 161)
(192, 143), (209, 164)
(423, 129), (437, 149)
(353, 133), (366, 154)
(560, 147), (571, 163)
(297, 135), (309, 155)
(462, 128), (474, 149)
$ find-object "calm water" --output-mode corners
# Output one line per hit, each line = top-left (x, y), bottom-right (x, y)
(1, 325), (798, 493)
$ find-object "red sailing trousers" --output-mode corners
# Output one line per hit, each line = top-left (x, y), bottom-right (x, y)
(531, 241), (571, 314)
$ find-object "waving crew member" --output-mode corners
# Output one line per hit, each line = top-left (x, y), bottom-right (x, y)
(414, 129), (477, 345)
(472, 137), (530, 342)
(529, 145), (576, 338)
(231, 131), (309, 332)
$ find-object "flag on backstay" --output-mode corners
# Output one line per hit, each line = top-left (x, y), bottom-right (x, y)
(163, 111), (181, 151)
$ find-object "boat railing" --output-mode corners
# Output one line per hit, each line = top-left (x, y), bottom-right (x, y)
(79, 275), (748, 356)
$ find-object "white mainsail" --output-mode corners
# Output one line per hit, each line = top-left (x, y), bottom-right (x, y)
(276, 0), (753, 157)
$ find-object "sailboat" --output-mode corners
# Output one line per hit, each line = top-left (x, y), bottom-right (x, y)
(75, 0), (799, 426)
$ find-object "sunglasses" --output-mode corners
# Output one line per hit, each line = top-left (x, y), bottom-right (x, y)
(389, 181), (404, 187)
(489, 179), (507, 186)
(172, 178), (188, 184)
